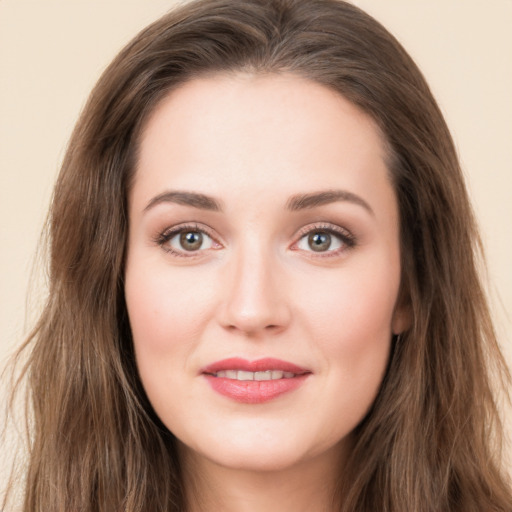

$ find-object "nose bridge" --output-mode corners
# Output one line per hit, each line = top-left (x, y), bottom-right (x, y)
(219, 234), (290, 335)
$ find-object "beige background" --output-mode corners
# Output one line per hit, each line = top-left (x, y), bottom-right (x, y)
(1, 0), (511, 478)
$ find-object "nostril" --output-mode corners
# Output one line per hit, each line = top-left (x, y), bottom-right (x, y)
(224, 322), (283, 336)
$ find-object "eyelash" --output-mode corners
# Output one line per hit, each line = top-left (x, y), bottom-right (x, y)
(154, 222), (356, 258)
(154, 223), (220, 258)
(293, 223), (356, 258)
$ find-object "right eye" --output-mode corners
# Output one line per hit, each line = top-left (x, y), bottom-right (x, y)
(156, 224), (220, 256)
(171, 230), (213, 251)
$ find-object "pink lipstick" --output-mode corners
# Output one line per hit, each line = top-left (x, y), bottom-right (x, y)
(201, 357), (311, 404)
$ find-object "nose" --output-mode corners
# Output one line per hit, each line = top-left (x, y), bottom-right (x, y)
(217, 243), (291, 337)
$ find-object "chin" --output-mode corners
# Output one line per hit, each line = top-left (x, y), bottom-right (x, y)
(180, 427), (346, 475)
(221, 445), (303, 472)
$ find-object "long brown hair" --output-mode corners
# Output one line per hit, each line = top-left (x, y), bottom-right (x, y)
(4, 0), (511, 510)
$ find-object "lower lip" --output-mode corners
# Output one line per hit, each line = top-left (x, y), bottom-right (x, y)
(204, 374), (309, 404)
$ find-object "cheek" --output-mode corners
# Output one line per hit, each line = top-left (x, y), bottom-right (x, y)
(327, 288), (392, 396)
(123, 264), (216, 430)
(301, 258), (399, 346)
(296, 256), (399, 404)
(124, 259), (214, 420)
(125, 260), (213, 356)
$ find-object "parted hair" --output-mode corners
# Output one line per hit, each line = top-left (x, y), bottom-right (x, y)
(4, 0), (511, 510)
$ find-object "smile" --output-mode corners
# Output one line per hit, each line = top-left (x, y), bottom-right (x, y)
(212, 370), (297, 380)
(202, 358), (310, 404)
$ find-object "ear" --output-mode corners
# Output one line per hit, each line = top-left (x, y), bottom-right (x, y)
(391, 301), (412, 335)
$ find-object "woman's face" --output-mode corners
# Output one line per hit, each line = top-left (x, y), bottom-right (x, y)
(125, 73), (408, 474)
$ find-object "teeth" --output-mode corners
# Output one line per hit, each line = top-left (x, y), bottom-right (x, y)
(255, 371), (272, 381)
(214, 370), (297, 380)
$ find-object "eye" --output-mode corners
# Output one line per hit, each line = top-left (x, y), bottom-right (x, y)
(297, 230), (342, 252)
(172, 230), (213, 251)
(156, 224), (219, 256)
(294, 225), (355, 255)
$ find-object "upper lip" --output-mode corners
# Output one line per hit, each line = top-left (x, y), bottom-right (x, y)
(201, 357), (310, 375)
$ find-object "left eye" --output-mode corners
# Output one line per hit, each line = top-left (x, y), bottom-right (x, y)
(296, 230), (345, 253)
(167, 229), (215, 252)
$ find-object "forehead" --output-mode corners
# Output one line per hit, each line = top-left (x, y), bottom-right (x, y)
(132, 73), (393, 213)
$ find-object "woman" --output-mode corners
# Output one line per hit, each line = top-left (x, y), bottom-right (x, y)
(4, 0), (511, 510)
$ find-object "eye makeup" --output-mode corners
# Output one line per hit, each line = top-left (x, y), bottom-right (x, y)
(153, 222), (222, 257)
(152, 220), (357, 260)
(292, 222), (357, 258)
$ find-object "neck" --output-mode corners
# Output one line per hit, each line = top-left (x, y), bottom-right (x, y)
(180, 443), (348, 512)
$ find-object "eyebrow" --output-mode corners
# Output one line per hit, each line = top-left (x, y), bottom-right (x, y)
(286, 190), (374, 216)
(144, 191), (222, 212)
(143, 188), (373, 216)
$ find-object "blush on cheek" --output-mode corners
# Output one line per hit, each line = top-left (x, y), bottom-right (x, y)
(126, 269), (199, 353)
(303, 282), (395, 345)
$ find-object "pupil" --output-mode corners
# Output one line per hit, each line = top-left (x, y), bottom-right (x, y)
(180, 231), (203, 251)
(308, 231), (331, 252)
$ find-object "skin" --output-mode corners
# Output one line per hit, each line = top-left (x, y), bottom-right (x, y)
(125, 73), (408, 511)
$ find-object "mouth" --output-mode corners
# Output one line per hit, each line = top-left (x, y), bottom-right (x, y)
(211, 369), (297, 380)
(201, 358), (311, 404)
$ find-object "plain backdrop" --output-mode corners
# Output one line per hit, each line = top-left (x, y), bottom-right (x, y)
(1, 0), (511, 480)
